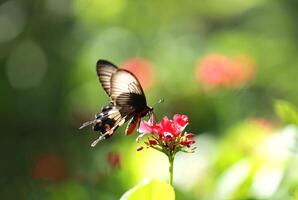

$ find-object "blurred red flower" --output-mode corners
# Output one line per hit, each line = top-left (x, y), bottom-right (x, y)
(251, 118), (273, 131)
(32, 154), (68, 181)
(107, 151), (121, 169)
(121, 57), (154, 90)
(196, 54), (255, 88)
(137, 114), (195, 152)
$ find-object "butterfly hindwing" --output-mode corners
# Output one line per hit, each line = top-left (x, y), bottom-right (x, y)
(110, 69), (145, 100)
(93, 103), (120, 133)
(91, 102), (129, 146)
(111, 70), (147, 114)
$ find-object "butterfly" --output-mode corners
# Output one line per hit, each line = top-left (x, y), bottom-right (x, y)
(79, 60), (153, 147)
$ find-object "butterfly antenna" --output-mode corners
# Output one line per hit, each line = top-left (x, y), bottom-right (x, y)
(153, 98), (164, 107)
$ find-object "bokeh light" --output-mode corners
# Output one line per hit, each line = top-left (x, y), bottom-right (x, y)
(121, 57), (154, 90)
(193, 0), (262, 20)
(73, 0), (126, 25)
(196, 53), (255, 88)
(6, 40), (47, 90)
(32, 154), (68, 181)
(107, 151), (121, 169)
(0, 1), (26, 43)
(45, 0), (71, 17)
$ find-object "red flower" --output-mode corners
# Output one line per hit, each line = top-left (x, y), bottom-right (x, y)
(32, 154), (68, 181)
(196, 54), (255, 88)
(107, 151), (121, 169)
(173, 114), (189, 132)
(121, 57), (154, 90)
(139, 115), (189, 136)
(138, 115), (154, 133)
(137, 114), (196, 153)
(159, 116), (179, 136)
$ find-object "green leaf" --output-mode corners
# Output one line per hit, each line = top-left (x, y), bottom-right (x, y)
(274, 100), (298, 125)
(120, 179), (175, 200)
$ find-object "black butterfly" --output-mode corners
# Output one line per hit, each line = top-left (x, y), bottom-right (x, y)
(79, 60), (153, 147)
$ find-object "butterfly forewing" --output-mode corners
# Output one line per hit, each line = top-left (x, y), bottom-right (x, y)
(96, 60), (118, 96)
(111, 69), (146, 102)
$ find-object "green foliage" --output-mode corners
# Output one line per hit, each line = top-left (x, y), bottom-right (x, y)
(120, 179), (175, 200)
(275, 100), (298, 125)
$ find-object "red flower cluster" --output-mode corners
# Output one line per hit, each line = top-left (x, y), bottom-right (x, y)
(196, 54), (255, 88)
(137, 114), (196, 153)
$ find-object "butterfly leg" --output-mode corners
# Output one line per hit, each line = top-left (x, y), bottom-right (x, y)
(79, 120), (95, 130)
(79, 118), (103, 130)
(90, 129), (114, 147)
(90, 117), (126, 147)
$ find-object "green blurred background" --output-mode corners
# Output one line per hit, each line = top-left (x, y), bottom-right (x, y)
(1, 0), (298, 199)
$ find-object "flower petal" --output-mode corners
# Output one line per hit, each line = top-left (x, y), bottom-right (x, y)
(148, 140), (157, 145)
(180, 140), (195, 147)
(185, 133), (194, 138)
(152, 122), (163, 135)
(148, 114), (154, 125)
(161, 116), (179, 135)
(173, 114), (189, 132)
(137, 146), (144, 151)
(138, 117), (155, 134)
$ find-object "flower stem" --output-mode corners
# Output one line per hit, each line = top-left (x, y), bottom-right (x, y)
(168, 153), (175, 186)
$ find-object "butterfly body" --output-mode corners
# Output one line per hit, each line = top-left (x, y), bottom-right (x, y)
(80, 60), (153, 146)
